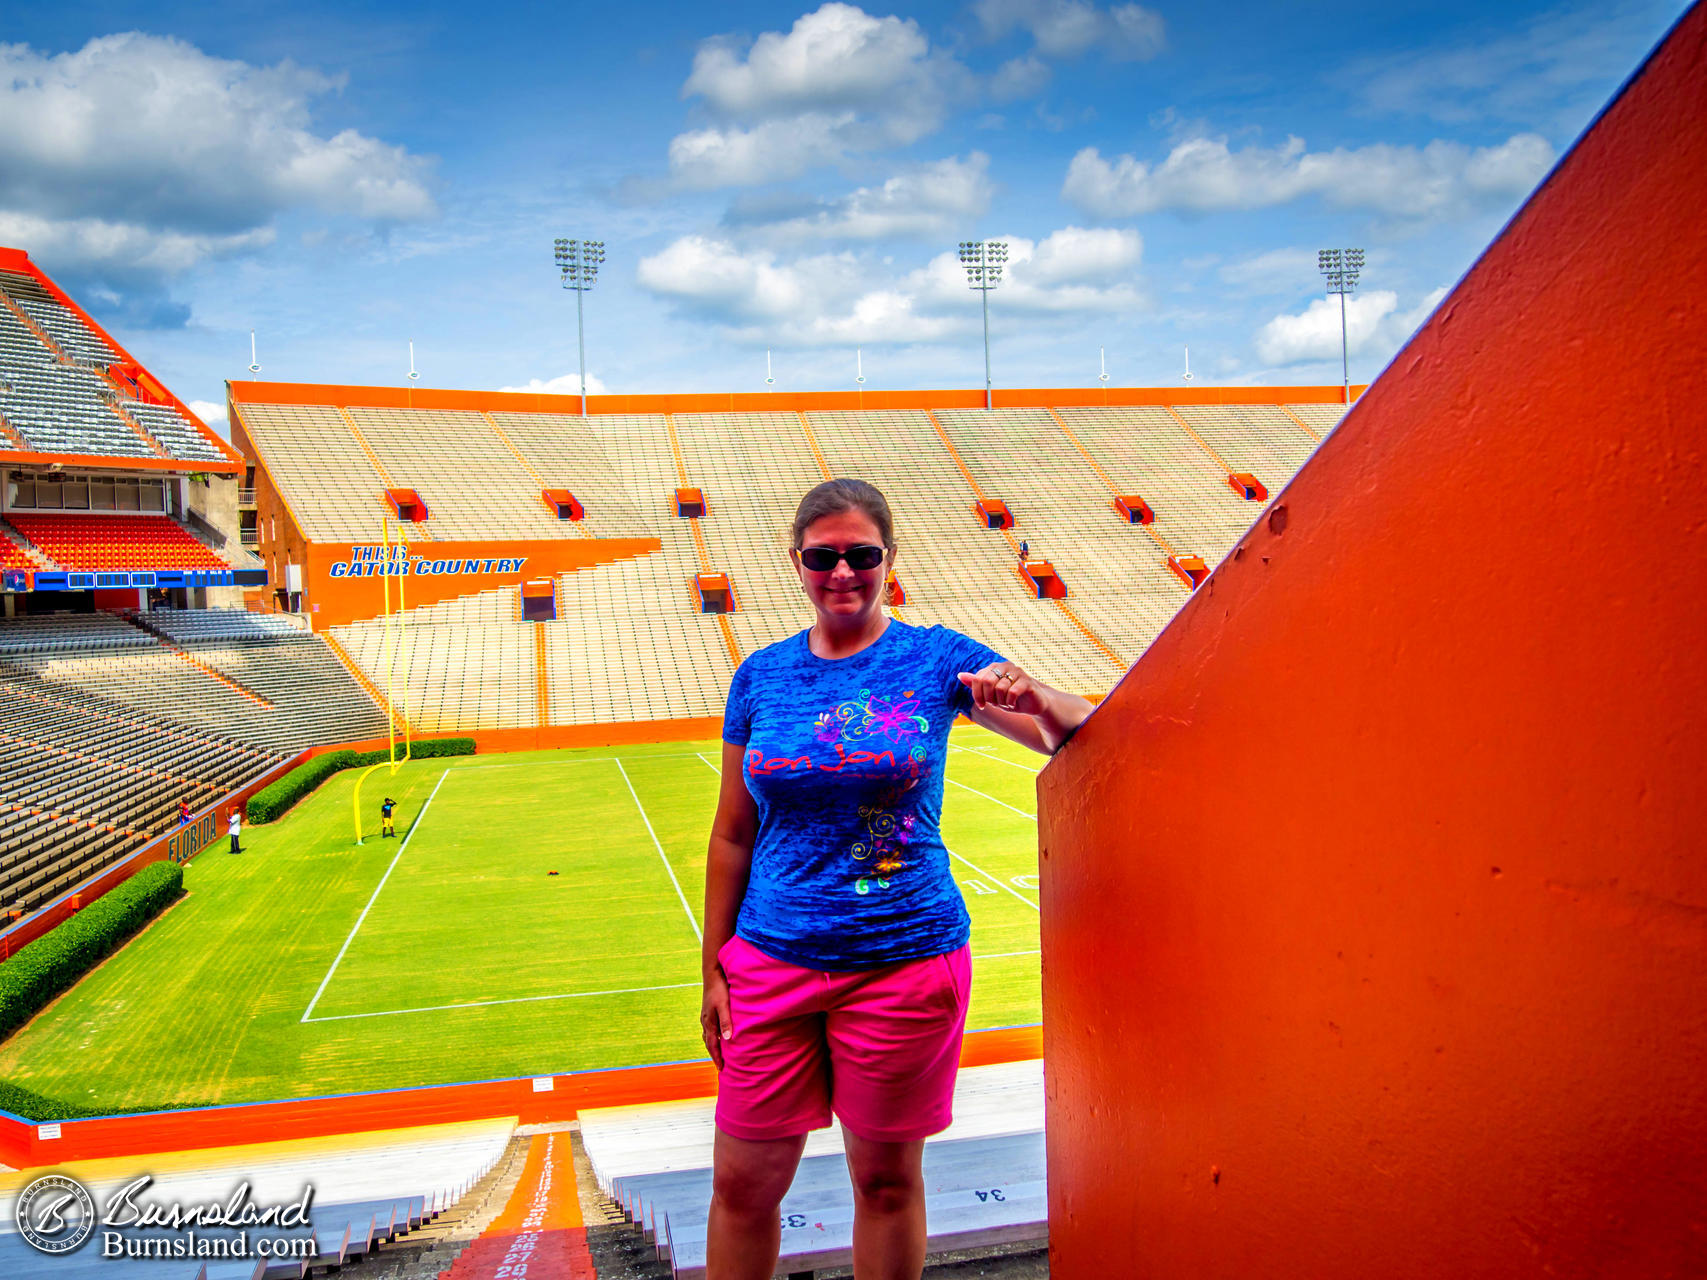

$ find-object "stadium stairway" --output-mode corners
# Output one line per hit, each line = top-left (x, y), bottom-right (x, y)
(434, 1130), (595, 1280)
(580, 1060), (1048, 1280)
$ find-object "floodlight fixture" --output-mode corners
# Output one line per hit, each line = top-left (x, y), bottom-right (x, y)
(959, 239), (1008, 409)
(554, 237), (606, 416)
(1319, 247), (1365, 405)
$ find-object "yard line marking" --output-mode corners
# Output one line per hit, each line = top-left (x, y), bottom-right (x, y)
(696, 752), (721, 776)
(303, 980), (702, 1023)
(616, 758), (703, 943)
(946, 777), (1036, 820)
(302, 766), (451, 1023)
(949, 744), (1040, 774)
(308, 956), (1043, 1023)
(946, 848), (1039, 911)
(459, 750), (720, 772)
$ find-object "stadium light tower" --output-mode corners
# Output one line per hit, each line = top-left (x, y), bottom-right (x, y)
(1318, 247), (1364, 405)
(958, 240), (1008, 410)
(553, 237), (605, 416)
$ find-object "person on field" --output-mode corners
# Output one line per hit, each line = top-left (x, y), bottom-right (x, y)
(228, 808), (242, 855)
(700, 478), (1094, 1280)
(381, 797), (396, 838)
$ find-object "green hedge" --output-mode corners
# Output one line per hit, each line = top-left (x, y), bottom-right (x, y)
(248, 737), (475, 823)
(0, 862), (184, 1044)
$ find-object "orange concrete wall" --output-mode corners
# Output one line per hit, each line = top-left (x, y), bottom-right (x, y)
(1036, 10), (1707, 1279)
(304, 536), (661, 627)
(0, 1025), (1041, 1167)
(228, 379), (1363, 416)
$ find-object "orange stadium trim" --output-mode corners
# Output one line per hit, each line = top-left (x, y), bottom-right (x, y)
(0, 1025), (1041, 1167)
(306, 536), (661, 627)
(228, 380), (1367, 416)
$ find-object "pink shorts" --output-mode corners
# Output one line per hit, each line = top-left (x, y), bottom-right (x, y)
(713, 935), (972, 1143)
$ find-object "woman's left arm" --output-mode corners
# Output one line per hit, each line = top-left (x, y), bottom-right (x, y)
(958, 663), (1096, 756)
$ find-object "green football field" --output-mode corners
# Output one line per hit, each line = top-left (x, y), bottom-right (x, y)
(0, 727), (1046, 1115)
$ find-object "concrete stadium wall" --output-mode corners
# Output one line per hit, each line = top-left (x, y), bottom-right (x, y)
(0, 1026), (1042, 1167)
(227, 381), (1367, 417)
(1037, 8), (1707, 1278)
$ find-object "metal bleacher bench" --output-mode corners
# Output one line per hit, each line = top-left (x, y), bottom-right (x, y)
(635, 1131), (1048, 1279)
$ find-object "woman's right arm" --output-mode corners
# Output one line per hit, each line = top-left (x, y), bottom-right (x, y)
(702, 739), (758, 1068)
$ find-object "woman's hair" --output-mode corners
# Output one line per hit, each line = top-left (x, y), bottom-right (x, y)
(791, 478), (895, 550)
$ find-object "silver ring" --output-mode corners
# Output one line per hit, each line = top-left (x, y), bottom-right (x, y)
(996, 671), (1015, 682)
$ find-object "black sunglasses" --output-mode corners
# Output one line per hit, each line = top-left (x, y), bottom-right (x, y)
(796, 544), (886, 572)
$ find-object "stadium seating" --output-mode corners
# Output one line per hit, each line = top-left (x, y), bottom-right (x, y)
(141, 607), (310, 644)
(1172, 403), (1322, 493)
(0, 271), (226, 465)
(245, 396), (1344, 722)
(0, 610), (394, 911)
(0, 666), (278, 912)
(1285, 400), (1351, 436)
(122, 399), (230, 465)
(6, 514), (228, 571)
(0, 523), (45, 570)
(349, 407), (584, 540)
(230, 403), (393, 540)
(582, 1059), (1045, 1279)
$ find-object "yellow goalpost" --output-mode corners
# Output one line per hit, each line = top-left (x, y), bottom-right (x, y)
(353, 518), (414, 844)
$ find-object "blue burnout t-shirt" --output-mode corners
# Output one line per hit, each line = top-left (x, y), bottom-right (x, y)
(722, 621), (1005, 971)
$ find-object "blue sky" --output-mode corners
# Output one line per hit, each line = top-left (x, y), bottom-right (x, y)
(1, 0), (1689, 431)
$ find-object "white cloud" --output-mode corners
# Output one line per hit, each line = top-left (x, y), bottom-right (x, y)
(1021, 225), (1142, 286)
(686, 3), (937, 117)
(728, 154), (994, 241)
(668, 4), (969, 187)
(0, 33), (434, 288)
(499, 372), (611, 396)
(669, 116), (855, 189)
(1255, 286), (1447, 365)
(973, 0), (1165, 61)
(635, 225), (1143, 345)
(637, 237), (862, 323)
(1063, 132), (1554, 220)
(1218, 247), (1321, 293)
(187, 399), (228, 437)
(0, 211), (275, 277)
(989, 55), (1051, 102)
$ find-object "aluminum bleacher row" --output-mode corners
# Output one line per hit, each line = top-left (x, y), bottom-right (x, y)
(0, 268), (228, 465)
(0, 611), (392, 913)
(582, 1059), (1046, 1279)
(231, 400), (1345, 725)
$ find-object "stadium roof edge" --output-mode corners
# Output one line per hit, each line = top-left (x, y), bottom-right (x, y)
(226, 379), (1368, 415)
(0, 245), (243, 474)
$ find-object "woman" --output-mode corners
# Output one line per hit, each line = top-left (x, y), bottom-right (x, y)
(702, 478), (1094, 1279)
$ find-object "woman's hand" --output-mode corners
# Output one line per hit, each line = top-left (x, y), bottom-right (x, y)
(959, 661), (1097, 754)
(701, 966), (734, 1069)
(958, 662), (1047, 716)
